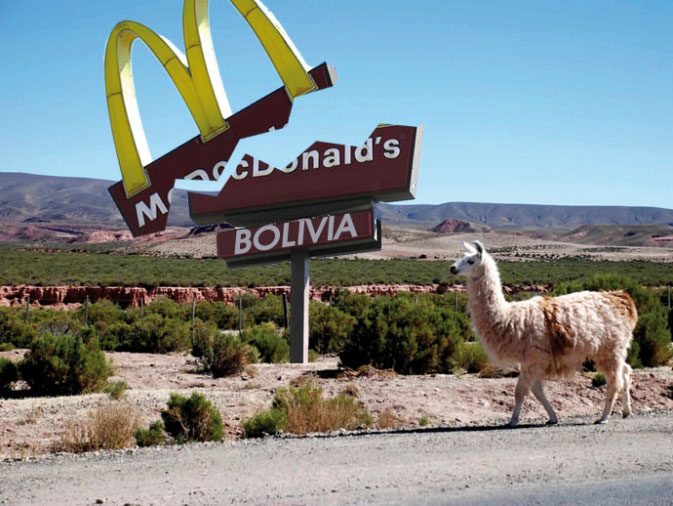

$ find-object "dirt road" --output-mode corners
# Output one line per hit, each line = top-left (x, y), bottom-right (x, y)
(2, 411), (672, 505)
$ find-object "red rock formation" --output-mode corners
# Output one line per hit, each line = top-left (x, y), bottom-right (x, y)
(0, 283), (549, 309)
(432, 219), (480, 234)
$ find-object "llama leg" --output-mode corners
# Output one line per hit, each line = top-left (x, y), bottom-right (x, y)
(508, 375), (531, 427)
(596, 370), (623, 424)
(531, 380), (558, 425)
(622, 362), (633, 418)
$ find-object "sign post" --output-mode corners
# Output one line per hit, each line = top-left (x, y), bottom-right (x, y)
(289, 251), (310, 363)
(104, 0), (422, 363)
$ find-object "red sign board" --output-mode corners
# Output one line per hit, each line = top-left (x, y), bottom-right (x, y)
(107, 63), (336, 237)
(189, 124), (422, 226)
(218, 209), (379, 267)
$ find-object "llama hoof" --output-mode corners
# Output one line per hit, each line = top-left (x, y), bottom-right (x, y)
(594, 419), (608, 425)
(546, 419), (558, 426)
(622, 411), (632, 419)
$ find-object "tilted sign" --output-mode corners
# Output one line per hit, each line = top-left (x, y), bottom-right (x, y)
(218, 208), (381, 267)
(189, 124), (422, 226)
(105, 0), (335, 237)
(105, 0), (422, 362)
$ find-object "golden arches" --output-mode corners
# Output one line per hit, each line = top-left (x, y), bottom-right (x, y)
(105, 0), (316, 197)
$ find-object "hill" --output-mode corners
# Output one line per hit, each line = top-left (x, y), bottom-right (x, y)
(2, 173), (673, 243)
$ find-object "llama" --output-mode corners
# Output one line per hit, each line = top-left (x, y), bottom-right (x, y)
(451, 240), (637, 427)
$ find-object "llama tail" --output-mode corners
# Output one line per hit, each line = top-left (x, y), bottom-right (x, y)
(607, 291), (638, 329)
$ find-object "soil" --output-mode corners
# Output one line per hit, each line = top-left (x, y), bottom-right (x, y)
(2, 349), (672, 460)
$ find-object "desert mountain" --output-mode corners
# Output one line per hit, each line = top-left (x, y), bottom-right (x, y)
(2, 172), (673, 237)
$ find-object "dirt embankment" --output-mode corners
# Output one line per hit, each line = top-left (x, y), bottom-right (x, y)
(0, 283), (551, 309)
(1, 351), (672, 461)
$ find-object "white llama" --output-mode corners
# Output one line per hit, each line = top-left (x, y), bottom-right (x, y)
(451, 241), (637, 427)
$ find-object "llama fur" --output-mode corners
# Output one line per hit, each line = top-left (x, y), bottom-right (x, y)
(451, 241), (637, 427)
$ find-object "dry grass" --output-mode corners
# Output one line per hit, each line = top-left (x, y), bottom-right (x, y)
(54, 401), (138, 453)
(376, 407), (404, 429)
(276, 384), (372, 435)
(18, 405), (44, 426)
(339, 383), (362, 398)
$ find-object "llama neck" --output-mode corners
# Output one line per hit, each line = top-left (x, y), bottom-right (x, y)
(466, 254), (510, 337)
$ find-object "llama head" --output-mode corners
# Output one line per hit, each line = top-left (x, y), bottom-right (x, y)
(450, 240), (485, 277)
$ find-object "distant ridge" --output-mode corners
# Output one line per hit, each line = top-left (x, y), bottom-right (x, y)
(377, 202), (673, 230)
(2, 172), (673, 232)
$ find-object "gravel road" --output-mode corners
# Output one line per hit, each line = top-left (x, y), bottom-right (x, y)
(2, 411), (672, 505)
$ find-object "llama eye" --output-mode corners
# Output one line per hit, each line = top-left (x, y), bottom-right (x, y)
(467, 259), (475, 265)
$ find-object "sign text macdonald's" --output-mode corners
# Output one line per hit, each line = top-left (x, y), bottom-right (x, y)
(217, 209), (376, 261)
(189, 124), (421, 227)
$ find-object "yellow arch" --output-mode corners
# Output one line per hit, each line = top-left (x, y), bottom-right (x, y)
(106, 0), (317, 197)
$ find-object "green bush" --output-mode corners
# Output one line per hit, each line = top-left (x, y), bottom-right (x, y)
(161, 392), (224, 443)
(104, 380), (128, 400)
(242, 323), (289, 363)
(309, 302), (356, 354)
(19, 333), (110, 396)
(243, 384), (371, 438)
(191, 319), (219, 358)
(245, 295), (285, 327)
(120, 314), (191, 353)
(145, 296), (190, 320)
(195, 301), (238, 330)
(135, 420), (165, 447)
(0, 358), (18, 392)
(592, 372), (607, 388)
(339, 295), (470, 374)
(0, 307), (38, 348)
(242, 407), (287, 438)
(454, 340), (490, 373)
(200, 333), (257, 378)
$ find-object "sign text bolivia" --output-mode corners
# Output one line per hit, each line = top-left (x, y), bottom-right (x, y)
(218, 209), (379, 266)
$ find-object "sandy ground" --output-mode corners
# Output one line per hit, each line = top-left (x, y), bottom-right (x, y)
(2, 350), (672, 460)
(137, 226), (673, 262)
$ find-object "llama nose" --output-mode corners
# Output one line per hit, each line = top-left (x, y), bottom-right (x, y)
(450, 265), (458, 275)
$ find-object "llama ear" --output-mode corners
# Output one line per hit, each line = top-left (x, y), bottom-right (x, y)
(462, 241), (476, 254)
(473, 240), (485, 256)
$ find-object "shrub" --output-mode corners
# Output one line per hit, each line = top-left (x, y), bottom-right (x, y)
(191, 320), (219, 358)
(339, 295), (470, 374)
(135, 420), (165, 447)
(454, 341), (490, 374)
(592, 372), (607, 388)
(200, 333), (257, 378)
(0, 308), (38, 348)
(242, 323), (289, 363)
(161, 392), (224, 443)
(242, 408), (287, 438)
(309, 302), (356, 354)
(104, 380), (128, 400)
(145, 296), (190, 320)
(121, 314), (191, 353)
(195, 301), (238, 330)
(633, 311), (673, 367)
(273, 384), (372, 435)
(56, 402), (138, 453)
(19, 333), (110, 396)
(0, 358), (18, 392)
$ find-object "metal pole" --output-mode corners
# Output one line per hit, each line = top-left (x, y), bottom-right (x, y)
(140, 297), (144, 319)
(25, 295), (30, 322)
(282, 293), (289, 329)
(290, 251), (310, 364)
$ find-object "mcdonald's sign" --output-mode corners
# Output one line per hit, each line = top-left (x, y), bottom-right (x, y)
(105, 0), (336, 237)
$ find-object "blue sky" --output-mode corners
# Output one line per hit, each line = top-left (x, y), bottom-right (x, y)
(1, 0), (671, 208)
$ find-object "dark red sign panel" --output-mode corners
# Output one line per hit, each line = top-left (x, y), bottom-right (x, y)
(218, 209), (379, 267)
(189, 124), (421, 227)
(107, 63), (336, 237)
